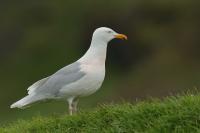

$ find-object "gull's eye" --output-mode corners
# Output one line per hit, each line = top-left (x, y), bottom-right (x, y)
(107, 31), (112, 33)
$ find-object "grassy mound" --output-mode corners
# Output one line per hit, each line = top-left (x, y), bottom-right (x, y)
(1, 94), (200, 133)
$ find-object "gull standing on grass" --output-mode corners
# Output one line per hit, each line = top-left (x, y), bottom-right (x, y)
(10, 27), (127, 115)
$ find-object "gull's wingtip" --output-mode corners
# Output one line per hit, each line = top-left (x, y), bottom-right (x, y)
(10, 102), (21, 109)
(10, 104), (15, 108)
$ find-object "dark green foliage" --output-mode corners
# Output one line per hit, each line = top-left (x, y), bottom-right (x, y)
(1, 94), (200, 133)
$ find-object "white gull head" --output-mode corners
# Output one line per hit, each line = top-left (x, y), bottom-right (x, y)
(80, 27), (127, 64)
(91, 27), (127, 43)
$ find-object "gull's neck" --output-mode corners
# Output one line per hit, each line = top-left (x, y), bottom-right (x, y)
(79, 39), (108, 65)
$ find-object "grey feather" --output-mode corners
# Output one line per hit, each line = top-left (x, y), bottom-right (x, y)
(27, 77), (50, 94)
(30, 62), (85, 98)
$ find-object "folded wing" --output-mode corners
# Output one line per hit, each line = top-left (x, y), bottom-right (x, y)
(27, 62), (86, 98)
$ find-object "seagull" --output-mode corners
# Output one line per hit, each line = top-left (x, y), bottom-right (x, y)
(10, 27), (127, 115)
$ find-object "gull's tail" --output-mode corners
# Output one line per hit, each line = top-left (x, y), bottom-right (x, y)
(10, 94), (44, 109)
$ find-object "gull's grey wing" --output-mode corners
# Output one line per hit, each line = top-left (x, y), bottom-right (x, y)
(27, 77), (50, 94)
(31, 62), (86, 97)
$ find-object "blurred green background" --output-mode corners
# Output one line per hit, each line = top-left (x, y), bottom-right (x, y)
(1, 0), (200, 124)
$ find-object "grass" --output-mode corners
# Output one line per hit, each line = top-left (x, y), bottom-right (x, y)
(1, 93), (200, 133)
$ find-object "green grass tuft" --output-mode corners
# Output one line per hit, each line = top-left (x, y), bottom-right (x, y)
(1, 94), (200, 133)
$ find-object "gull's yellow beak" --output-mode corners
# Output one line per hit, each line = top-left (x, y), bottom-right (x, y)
(115, 34), (128, 40)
